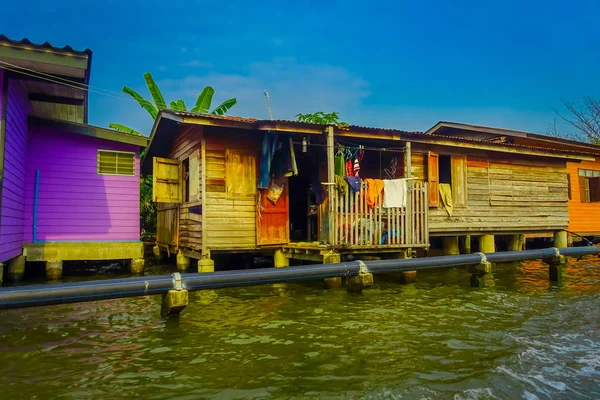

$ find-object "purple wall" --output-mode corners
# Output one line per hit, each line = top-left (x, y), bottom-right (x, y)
(0, 74), (29, 263)
(23, 127), (141, 242)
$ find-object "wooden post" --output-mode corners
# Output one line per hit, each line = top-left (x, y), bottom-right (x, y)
(405, 142), (412, 178)
(326, 126), (335, 246)
(507, 235), (522, 251)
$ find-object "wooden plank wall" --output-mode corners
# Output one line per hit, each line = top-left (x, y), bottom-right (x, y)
(566, 159), (600, 235)
(203, 129), (260, 250)
(158, 126), (203, 252)
(410, 146), (569, 235)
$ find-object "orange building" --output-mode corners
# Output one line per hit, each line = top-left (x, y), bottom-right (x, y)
(426, 122), (600, 239)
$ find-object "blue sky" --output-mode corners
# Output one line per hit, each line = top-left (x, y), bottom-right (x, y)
(1, 0), (599, 136)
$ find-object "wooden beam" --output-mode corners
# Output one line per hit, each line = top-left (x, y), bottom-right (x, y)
(29, 93), (84, 106)
(405, 141), (412, 178)
(326, 126), (335, 246)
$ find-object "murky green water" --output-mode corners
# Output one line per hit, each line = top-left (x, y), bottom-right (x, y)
(0, 257), (599, 399)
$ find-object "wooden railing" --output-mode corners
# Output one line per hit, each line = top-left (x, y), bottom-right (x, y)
(329, 180), (429, 248)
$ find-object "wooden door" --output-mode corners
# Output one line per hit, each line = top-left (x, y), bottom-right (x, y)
(257, 183), (290, 246)
(153, 157), (183, 203)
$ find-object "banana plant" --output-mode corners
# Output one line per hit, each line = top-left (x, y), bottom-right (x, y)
(110, 72), (237, 135)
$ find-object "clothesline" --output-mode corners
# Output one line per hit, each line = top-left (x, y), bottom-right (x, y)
(289, 141), (406, 153)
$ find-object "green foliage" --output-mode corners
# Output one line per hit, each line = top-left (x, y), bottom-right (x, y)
(140, 175), (157, 236)
(192, 86), (215, 113)
(108, 123), (143, 136)
(212, 98), (238, 116)
(121, 86), (159, 119)
(296, 111), (349, 126)
(143, 72), (167, 111)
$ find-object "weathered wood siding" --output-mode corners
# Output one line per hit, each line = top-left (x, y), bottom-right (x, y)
(410, 146), (569, 235)
(23, 127), (141, 241)
(203, 129), (259, 250)
(163, 126), (203, 253)
(0, 75), (28, 262)
(566, 159), (600, 235)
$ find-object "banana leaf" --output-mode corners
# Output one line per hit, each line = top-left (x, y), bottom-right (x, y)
(191, 86), (215, 113)
(122, 86), (158, 119)
(143, 72), (167, 111)
(211, 98), (237, 116)
(109, 123), (143, 136)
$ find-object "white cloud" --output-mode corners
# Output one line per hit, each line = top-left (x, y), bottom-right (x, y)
(181, 60), (214, 68)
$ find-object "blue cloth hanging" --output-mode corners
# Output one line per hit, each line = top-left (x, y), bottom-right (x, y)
(258, 132), (277, 189)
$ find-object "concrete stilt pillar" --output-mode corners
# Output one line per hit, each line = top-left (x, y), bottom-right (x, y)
(346, 261), (373, 293)
(507, 235), (523, 252)
(553, 230), (568, 249)
(401, 270), (417, 284)
(7, 256), (26, 281)
(130, 258), (145, 274)
(459, 235), (471, 254)
(161, 290), (189, 318)
(153, 245), (163, 261)
(468, 259), (493, 287)
(323, 253), (341, 289)
(274, 249), (289, 268)
(0, 262), (3, 285)
(176, 253), (190, 272)
(198, 259), (215, 273)
(442, 236), (460, 256)
(544, 254), (566, 282)
(46, 260), (63, 280)
(479, 234), (495, 253)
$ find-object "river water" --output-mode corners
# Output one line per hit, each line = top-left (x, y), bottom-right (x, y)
(0, 257), (599, 399)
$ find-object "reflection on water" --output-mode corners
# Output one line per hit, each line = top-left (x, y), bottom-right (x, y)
(0, 257), (599, 399)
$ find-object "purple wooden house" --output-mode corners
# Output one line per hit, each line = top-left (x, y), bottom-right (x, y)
(0, 35), (148, 282)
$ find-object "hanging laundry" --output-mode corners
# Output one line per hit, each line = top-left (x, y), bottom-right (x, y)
(335, 175), (348, 196)
(334, 146), (345, 177)
(364, 178), (384, 209)
(353, 148), (365, 177)
(439, 183), (453, 216)
(344, 176), (361, 193)
(258, 131), (277, 189)
(288, 137), (298, 177)
(383, 179), (407, 208)
(267, 177), (286, 204)
(271, 136), (298, 179)
(345, 160), (353, 177)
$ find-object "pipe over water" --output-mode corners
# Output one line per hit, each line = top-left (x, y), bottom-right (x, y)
(0, 246), (597, 311)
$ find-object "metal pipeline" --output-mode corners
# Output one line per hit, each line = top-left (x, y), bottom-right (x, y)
(0, 246), (598, 311)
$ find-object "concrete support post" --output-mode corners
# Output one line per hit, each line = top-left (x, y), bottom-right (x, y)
(459, 235), (471, 254)
(46, 260), (63, 281)
(274, 249), (289, 268)
(198, 259), (215, 273)
(7, 256), (25, 281)
(130, 258), (145, 274)
(153, 245), (164, 262)
(161, 273), (188, 318)
(507, 235), (523, 252)
(401, 271), (418, 284)
(323, 253), (342, 289)
(553, 230), (568, 249)
(479, 234), (495, 253)
(176, 253), (190, 272)
(0, 262), (3, 285)
(346, 261), (373, 293)
(442, 236), (460, 255)
(544, 254), (566, 282)
(468, 260), (492, 287)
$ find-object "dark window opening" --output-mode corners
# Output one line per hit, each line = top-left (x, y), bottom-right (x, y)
(183, 158), (190, 202)
(578, 169), (600, 203)
(439, 155), (452, 184)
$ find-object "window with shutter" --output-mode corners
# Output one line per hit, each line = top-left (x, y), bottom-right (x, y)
(427, 151), (440, 207)
(153, 157), (183, 203)
(578, 169), (600, 203)
(97, 150), (135, 176)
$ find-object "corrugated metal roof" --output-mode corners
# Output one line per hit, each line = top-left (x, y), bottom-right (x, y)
(160, 110), (594, 156)
(0, 34), (92, 56)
